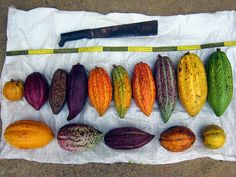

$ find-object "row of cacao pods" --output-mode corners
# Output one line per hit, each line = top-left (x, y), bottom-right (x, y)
(4, 119), (226, 152)
(3, 48), (233, 123)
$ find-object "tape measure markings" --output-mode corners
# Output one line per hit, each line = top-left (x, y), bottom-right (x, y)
(103, 46), (128, 51)
(5, 41), (236, 56)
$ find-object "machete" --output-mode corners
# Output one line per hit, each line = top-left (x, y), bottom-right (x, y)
(59, 20), (158, 47)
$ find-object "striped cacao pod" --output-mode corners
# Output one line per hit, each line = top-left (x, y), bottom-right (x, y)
(88, 67), (112, 116)
(132, 62), (156, 116)
(177, 52), (207, 116)
(155, 55), (177, 123)
(112, 65), (132, 118)
(206, 49), (233, 117)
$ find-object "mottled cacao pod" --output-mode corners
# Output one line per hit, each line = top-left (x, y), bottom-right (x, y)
(57, 123), (102, 152)
(48, 69), (67, 114)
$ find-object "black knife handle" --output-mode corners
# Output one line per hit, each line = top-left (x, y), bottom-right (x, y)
(59, 29), (92, 47)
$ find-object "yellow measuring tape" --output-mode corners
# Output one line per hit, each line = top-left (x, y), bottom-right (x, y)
(6, 41), (236, 56)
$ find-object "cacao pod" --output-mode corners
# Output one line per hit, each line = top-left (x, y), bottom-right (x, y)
(155, 55), (177, 123)
(48, 69), (67, 114)
(104, 127), (154, 150)
(67, 63), (88, 121)
(112, 65), (132, 118)
(88, 67), (112, 116)
(159, 126), (196, 152)
(177, 52), (207, 116)
(202, 124), (226, 149)
(132, 62), (156, 116)
(206, 49), (233, 117)
(4, 120), (54, 149)
(3, 79), (24, 101)
(24, 72), (49, 110)
(57, 123), (102, 152)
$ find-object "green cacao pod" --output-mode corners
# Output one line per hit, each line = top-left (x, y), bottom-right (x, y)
(112, 65), (132, 118)
(206, 48), (233, 117)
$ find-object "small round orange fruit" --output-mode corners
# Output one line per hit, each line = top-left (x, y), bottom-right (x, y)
(3, 79), (24, 101)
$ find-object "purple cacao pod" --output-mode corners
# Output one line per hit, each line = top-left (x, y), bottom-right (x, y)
(24, 72), (48, 110)
(67, 63), (88, 120)
(48, 69), (67, 114)
(104, 127), (154, 150)
(57, 123), (102, 152)
(155, 55), (177, 123)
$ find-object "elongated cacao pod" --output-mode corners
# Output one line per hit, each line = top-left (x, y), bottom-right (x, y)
(112, 65), (132, 118)
(132, 62), (156, 116)
(24, 72), (48, 110)
(206, 49), (233, 117)
(49, 69), (67, 114)
(155, 55), (177, 123)
(177, 52), (207, 116)
(104, 127), (154, 150)
(57, 123), (102, 152)
(67, 63), (88, 120)
(88, 67), (112, 116)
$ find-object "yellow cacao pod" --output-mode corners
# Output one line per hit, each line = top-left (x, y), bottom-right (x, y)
(202, 124), (226, 149)
(177, 52), (207, 116)
(3, 79), (24, 101)
(4, 120), (54, 149)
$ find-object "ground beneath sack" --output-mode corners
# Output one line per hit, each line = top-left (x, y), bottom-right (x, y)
(0, 0), (236, 177)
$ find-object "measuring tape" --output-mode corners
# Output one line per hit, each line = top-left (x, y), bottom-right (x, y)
(6, 41), (236, 56)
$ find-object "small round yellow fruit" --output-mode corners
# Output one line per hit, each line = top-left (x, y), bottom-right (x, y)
(202, 124), (226, 149)
(3, 79), (24, 101)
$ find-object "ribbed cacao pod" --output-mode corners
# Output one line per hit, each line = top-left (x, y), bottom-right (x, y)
(104, 127), (154, 150)
(4, 120), (54, 149)
(159, 126), (196, 152)
(88, 67), (112, 116)
(57, 123), (102, 152)
(48, 69), (67, 114)
(206, 49), (233, 117)
(132, 62), (156, 116)
(155, 55), (177, 123)
(67, 63), (88, 121)
(24, 72), (49, 110)
(112, 65), (132, 118)
(177, 52), (207, 116)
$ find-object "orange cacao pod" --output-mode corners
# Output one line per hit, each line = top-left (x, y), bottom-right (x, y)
(88, 67), (112, 116)
(132, 62), (156, 116)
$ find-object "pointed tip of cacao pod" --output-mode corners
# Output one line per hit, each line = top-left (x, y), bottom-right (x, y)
(184, 51), (190, 56)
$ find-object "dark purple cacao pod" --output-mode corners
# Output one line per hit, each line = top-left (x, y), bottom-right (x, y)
(104, 127), (154, 150)
(24, 72), (48, 110)
(67, 63), (88, 120)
